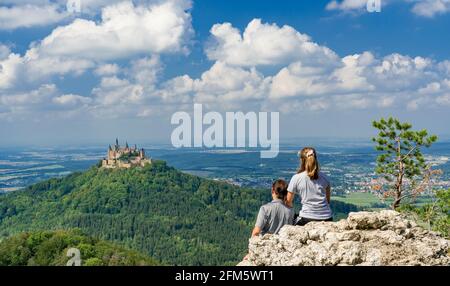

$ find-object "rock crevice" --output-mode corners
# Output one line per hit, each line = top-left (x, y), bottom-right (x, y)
(239, 211), (449, 266)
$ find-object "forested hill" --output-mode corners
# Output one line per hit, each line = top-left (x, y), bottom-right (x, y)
(0, 160), (359, 265)
(0, 230), (159, 266)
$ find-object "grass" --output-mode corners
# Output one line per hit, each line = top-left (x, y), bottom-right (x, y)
(334, 192), (385, 209)
(334, 192), (435, 211)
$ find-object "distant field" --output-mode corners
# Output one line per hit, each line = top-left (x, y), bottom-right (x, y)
(334, 192), (435, 210)
(334, 192), (385, 209)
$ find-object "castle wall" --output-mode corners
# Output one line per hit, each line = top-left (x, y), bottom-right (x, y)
(102, 141), (151, 169)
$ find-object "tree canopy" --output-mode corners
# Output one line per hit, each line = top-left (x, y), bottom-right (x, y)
(0, 160), (359, 265)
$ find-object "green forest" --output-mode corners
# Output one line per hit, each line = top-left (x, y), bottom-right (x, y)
(0, 161), (359, 265)
(0, 229), (159, 266)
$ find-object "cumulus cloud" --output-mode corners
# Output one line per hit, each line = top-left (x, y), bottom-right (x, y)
(0, 44), (11, 59)
(0, 0), (165, 30)
(326, 0), (450, 17)
(269, 52), (375, 99)
(0, 0), (192, 88)
(94, 64), (121, 76)
(2, 13), (450, 121)
(145, 17), (450, 115)
(89, 56), (162, 117)
(0, 53), (23, 89)
(0, 84), (57, 107)
(34, 1), (192, 61)
(436, 94), (450, 105)
(159, 61), (270, 110)
(0, 0), (193, 119)
(326, 0), (370, 11)
(411, 0), (450, 17)
(0, 4), (68, 30)
(206, 19), (338, 67)
(52, 94), (92, 107)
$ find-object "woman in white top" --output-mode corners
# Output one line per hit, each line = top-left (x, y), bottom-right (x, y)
(286, 147), (333, 226)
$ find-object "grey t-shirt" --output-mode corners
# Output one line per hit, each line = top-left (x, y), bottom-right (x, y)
(287, 171), (332, 220)
(255, 199), (294, 235)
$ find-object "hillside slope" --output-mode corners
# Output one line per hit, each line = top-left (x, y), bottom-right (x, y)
(0, 161), (359, 265)
(0, 229), (159, 266)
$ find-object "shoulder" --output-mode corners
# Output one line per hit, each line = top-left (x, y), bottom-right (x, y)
(290, 172), (307, 182)
(288, 172), (307, 193)
(260, 202), (272, 212)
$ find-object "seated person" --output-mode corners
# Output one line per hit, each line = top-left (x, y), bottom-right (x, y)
(251, 179), (294, 237)
(286, 147), (333, 226)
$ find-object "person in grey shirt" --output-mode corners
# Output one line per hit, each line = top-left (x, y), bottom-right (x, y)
(286, 147), (333, 226)
(252, 179), (294, 236)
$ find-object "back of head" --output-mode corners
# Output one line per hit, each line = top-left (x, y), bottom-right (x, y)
(272, 179), (288, 200)
(298, 147), (319, 180)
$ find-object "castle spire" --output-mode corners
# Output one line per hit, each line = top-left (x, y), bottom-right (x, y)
(116, 138), (119, 146)
(126, 141), (129, 148)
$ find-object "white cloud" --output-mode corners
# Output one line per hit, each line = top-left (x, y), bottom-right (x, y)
(411, 0), (450, 17)
(206, 19), (338, 67)
(2, 15), (450, 121)
(377, 96), (396, 108)
(269, 52), (375, 99)
(436, 94), (450, 105)
(0, 53), (23, 89)
(92, 76), (144, 106)
(94, 64), (121, 76)
(418, 82), (441, 94)
(0, 5), (68, 30)
(52, 94), (92, 107)
(326, 0), (369, 11)
(0, 44), (11, 59)
(0, 0), (192, 87)
(160, 61), (270, 110)
(35, 1), (192, 61)
(89, 56), (162, 118)
(0, 84), (57, 113)
(155, 18), (450, 114)
(326, 0), (450, 17)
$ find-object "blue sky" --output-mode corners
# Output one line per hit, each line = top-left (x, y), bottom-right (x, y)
(1, 0), (450, 146)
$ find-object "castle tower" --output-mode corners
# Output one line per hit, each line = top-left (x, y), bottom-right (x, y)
(140, 148), (145, 158)
(115, 138), (119, 150)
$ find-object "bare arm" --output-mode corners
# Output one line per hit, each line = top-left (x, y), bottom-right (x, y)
(251, 226), (261, 237)
(286, 192), (295, 208)
(326, 185), (331, 204)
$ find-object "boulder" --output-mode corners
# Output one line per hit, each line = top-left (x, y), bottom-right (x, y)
(238, 210), (449, 266)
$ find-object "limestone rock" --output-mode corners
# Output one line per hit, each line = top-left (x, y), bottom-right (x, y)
(239, 210), (449, 266)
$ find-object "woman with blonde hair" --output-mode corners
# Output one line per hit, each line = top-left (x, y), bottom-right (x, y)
(286, 147), (333, 226)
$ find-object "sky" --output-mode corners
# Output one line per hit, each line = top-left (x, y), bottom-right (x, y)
(1, 0), (450, 147)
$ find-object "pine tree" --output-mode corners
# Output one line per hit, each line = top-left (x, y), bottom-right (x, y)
(372, 117), (438, 209)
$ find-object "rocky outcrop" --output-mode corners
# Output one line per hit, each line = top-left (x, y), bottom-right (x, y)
(238, 211), (449, 266)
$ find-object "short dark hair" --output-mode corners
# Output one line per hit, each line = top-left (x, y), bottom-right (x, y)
(272, 179), (288, 200)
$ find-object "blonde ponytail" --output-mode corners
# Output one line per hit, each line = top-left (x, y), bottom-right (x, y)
(297, 147), (319, 180)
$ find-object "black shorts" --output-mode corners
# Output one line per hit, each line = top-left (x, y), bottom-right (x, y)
(294, 216), (333, 226)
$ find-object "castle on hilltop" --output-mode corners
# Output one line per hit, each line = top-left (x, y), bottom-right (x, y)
(101, 138), (152, 169)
